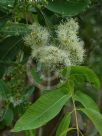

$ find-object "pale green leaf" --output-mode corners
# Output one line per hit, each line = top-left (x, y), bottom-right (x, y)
(75, 91), (99, 112)
(12, 87), (70, 132)
(62, 66), (100, 90)
(81, 108), (102, 136)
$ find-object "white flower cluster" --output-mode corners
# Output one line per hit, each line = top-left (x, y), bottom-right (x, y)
(57, 18), (79, 45)
(56, 18), (85, 65)
(24, 18), (85, 71)
(23, 23), (49, 49)
(32, 46), (71, 70)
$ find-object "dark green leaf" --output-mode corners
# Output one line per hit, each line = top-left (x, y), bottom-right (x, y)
(0, 36), (23, 60)
(0, 22), (30, 36)
(1, 108), (14, 126)
(46, 0), (90, 16)
(0, 80), (8, 100)
(0, 0), (15, 13)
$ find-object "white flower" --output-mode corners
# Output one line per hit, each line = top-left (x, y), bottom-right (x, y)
(56, 18), (79, 45)
(23, 23), (50, 49)
(32, 45), (71, 70)
(68, 44), (85, 65)
(25, 18), (85, 70)
(56, 18), (85, 65)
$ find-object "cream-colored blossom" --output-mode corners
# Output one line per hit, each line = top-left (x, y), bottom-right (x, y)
(56, 18), (79, 45)
(68, 44), (85, 65)
(56, 18), (85, 65)
(32, 45), (71, 70)
(24, 18), (85, 70)
(23, 23), (50, 49)
(59, 37), (84, 50)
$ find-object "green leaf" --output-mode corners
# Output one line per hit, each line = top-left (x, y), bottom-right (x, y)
(46, 0), (90, 16)
(24, 86), (35, 99)
(25, 130), (36, 136)
(62, 66), (100, 90)
(0, 36), (23, 77)
(0, 22), (30, 36)
(81, 108), (102, 136)
(32, 68), (43, 84)
(1, 108), (14, 126)
(0, 80), (8, 100)
(0, 37), (22, 61)
(56, 112), (71, 136)
(75, 91), (99, 112)
(0, 0), (15, 13)
(12, 87), (70, 132)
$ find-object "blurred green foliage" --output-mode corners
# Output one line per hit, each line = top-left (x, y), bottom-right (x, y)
(0, 0), (102, 135)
